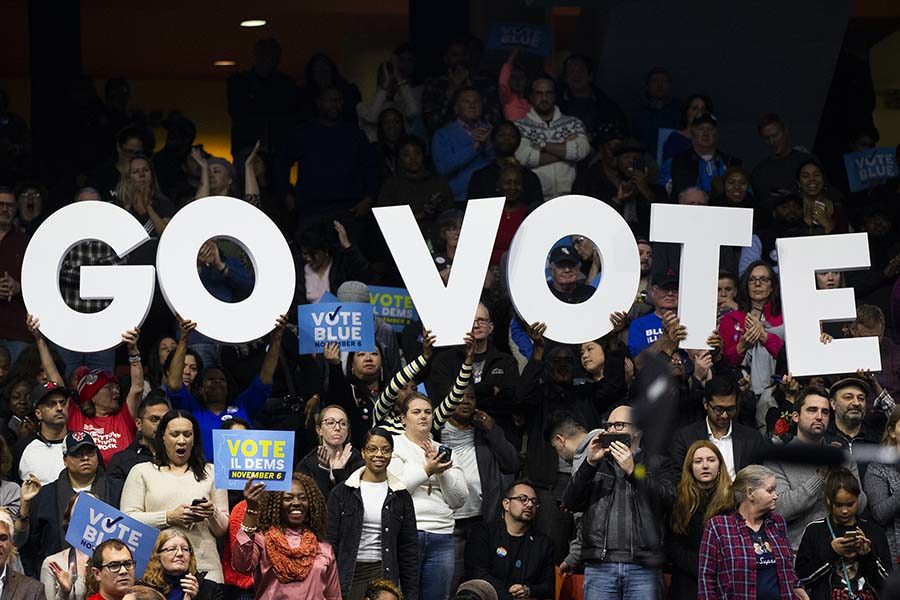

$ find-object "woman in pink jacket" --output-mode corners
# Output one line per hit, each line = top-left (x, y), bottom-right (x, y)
(718, 260), (784, 395)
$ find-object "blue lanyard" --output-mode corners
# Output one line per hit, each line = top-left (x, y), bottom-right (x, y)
(825, 516), (858, 599)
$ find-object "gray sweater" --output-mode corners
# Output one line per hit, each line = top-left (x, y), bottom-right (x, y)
(765, 439), (867, 551)
(864, 462), (900, 560)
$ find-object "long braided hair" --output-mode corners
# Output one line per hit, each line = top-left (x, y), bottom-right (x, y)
(257, 472), (326, 538)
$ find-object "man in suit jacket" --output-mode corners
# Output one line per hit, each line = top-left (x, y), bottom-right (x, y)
(670, 374), (767, 479)
(0, 512), (44, 600)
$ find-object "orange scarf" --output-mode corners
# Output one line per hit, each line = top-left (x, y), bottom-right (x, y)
(263, 527), (319, 584)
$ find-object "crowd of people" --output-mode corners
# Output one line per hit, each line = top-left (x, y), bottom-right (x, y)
(1, 32), (900, 600)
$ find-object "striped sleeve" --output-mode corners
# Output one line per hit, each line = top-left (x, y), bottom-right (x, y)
(373, 355), (429, 425)
(433, 362), (474, 430)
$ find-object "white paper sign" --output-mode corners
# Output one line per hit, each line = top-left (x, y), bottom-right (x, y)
(650, 204), (754, 349)
(507, 195), (639, 343)
(21, 201), (156, 352)
(777, 233), (880, 376)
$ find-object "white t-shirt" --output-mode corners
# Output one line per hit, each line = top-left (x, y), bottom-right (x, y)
(442, 423), (482, 519)
(358, 480), (388, 561)
(18, 436), (65, 485)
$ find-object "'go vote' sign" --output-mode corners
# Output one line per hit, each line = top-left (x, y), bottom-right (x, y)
(369, 285), (418, 332)
(65, 493), (159, 578)
(213, 429), (294, 491)
(297, 302), (375, 354)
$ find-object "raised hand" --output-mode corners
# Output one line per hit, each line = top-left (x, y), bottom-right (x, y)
(20, 474), (41, 503)
(242, 478), (266, 512)
(25, 314), (42, 340)
(421, 440), (452, 476)
(422, 329), (437, 360)
(706, 330), (723, 354)
(609, 440), (634, 476)
(198, 240), (224, 270)
(473, 409), (494, 431)
(179, 319), (198, 337)
(586, 433), (609, 466)
(334, 220), (352, 249)
(245, 140), (261, 171)
(271, 314), (289, 343)
(48, 561), (73, 594)
(317, 445), (331, 469)
(527, 322), (547, 347)
(121, 327), (140, 353)
(463, 332), (476, 362)
(609, 311), (628, 334)
(331, 444), (353, 470)
(323, 342), (341, 365)
(190, 147), (208, 170)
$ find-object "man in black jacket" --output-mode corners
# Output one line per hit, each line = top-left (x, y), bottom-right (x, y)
(670, 374), (767, 479)
(668, 112), (740, 198)
(562, 404), (676, 599)
(16, 431), (115, 576)
(428, 303), (519, 434)
(107, 391), (171, 506)
(465, 481), (555, 600)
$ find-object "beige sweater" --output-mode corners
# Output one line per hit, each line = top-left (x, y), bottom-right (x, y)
(120, 462), (229, 582)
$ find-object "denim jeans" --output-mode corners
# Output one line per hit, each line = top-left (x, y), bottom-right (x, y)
(418, 530), (455, 600)
(583, 562), (660, 600)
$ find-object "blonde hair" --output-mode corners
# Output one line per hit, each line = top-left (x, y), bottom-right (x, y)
(140, 529), (197, 594)
(732, 465), (776, 506)
(672, 441), (732, 534)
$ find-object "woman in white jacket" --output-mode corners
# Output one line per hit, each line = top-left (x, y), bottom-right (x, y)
(388, 393), (467, 600)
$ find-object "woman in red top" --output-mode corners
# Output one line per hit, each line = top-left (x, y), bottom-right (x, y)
(490, 164), (529, 266)
(718, 261), (784, 395)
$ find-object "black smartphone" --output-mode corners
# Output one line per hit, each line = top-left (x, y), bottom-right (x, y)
(437, 445), (452, 462)
(632, 157), (647, 172)
(600, 433), (632, 448)
(191, 498), (207, 506)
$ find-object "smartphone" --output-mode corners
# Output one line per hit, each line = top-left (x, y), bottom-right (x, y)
(843, 530), (859, 539)
(437, 445), (452, 462)
(600, 433), (632, 448)
(632, 157), (647, 172)
(7, 416), (21, 434)
(191, 498), (207, 506)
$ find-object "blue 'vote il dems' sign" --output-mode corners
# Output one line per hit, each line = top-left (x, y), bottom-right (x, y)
(297, 302), (376, 354)
(66, 493), (160, 578)
(213, 429), (294, 491)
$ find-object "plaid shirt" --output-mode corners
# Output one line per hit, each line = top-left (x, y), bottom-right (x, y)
(698, 511), (800, 599)
(59, 240), (126, 313)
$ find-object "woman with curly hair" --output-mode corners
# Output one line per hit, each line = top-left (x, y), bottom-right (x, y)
(665, 440), (733, 599)
(138, 529), (222, 599)
(235, 472), (340, 599)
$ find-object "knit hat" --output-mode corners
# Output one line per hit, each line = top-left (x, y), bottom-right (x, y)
(337, 281), (371, 304)
(456, 580), (498, 600)
(76, 369), (117, 404)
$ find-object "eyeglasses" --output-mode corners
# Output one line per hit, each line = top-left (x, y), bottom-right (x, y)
(473, 318), (491, 325)
(709, 405), (738, 416)
(363, 446), (393, 456)
(160, 545), (192, 555)
(0, 203), (16, 211)
(321, 419), (348, 429)
(506, 495), (541, 507)
(100, 560), (136, 572)
(748, 276), (771, 285)
(602, 421), (631, 431)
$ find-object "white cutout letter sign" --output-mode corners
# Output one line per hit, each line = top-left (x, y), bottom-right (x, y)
(155, 196), (295, 344)
(21, 201), (156, 352)
(777, 233), (880, 376)
(507, 195), (639, 343)
(373, 198), (504, 346)
(650, 204), (753, 349)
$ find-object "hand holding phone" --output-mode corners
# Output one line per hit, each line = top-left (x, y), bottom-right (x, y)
(437, 445), (452, 463)
(600, 433), (632, 449)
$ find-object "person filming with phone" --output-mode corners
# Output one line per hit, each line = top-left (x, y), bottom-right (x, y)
(795, 468), (891, 599)
(561, 404), (677, 599)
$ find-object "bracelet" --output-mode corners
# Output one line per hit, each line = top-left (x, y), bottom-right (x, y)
(245, 508), (260, 515)
(128, 355), (142, 363)
(240, 524), (258, 534)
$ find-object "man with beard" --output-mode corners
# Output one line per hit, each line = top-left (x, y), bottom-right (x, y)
(464, 481), (555, 600)
(740, 192), (806, 273)
(467, 121), (543, 208)
(765, 386), (867, 550)
(13, 382), (70, 485)
(824, 377), (883, 480)
(515, 77), (590, 200)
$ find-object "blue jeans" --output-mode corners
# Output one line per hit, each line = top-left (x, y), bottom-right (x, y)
(0, 340), (29, 365)
(53, 345), (116, 379)
(584, 562), (660, 600)
(418, 531), (455, 600)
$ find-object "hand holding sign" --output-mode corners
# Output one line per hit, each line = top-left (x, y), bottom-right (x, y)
(422, 329), (436, 360)
(214, 429), (294, 491)
(463, 332), (476, 363)
(179, 318), (198, 337)
(323, 342), (341, 365)
(243, 478), (266, 512)
(270, 314), (289, 343)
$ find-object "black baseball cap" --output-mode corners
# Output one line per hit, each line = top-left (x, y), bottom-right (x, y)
(550, 245), (580, 266)
(64, 431), (98, 456)
(653, 268), (679, 289)
(691, 112), (718, 128)
(30, 381), (70, 409)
